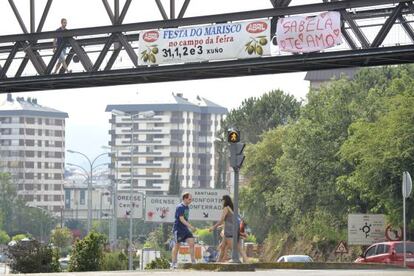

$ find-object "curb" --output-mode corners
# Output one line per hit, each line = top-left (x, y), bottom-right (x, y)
(181, 262), (404, 271)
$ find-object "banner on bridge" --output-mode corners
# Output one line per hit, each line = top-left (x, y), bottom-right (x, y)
(276, 11), (342, 53)
(138, 19), (271, 65)
(182, 188), (229, 221)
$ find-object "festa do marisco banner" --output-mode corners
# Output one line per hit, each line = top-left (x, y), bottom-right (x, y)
(138, 19), (271, 65)
(276, 11), (342, 53)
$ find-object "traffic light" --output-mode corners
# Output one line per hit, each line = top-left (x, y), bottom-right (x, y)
(230, 142), (245, 168)
(227, 128), (240, 143)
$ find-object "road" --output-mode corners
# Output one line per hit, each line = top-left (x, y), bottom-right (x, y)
(10, 269), (413, 276)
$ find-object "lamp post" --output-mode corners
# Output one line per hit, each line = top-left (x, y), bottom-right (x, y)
(67, 150), (108, 234)
(111, 109), (154, 270)
(102, 145), (129, 250)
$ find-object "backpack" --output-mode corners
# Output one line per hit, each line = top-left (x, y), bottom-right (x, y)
(238, 216), (248, 238)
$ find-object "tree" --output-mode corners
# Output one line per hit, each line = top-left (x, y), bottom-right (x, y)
(8, 239), (60, 273)
(224, 89), (301, 144)
(0, 172), (17, 233)
(69, 231), (106, 272)
(0, 230), (10, 245)
(51, 227), (73, 252)
(169, 158), (181, 195)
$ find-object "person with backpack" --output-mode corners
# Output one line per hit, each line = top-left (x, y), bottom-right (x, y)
(209, 195), (248, 263)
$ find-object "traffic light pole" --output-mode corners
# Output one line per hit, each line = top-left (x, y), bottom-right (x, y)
(227, 128), (245, 263)
(230, 163), (241, 263)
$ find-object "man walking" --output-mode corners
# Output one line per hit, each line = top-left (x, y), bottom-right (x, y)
(53, 18), (71, 74)
(171, 192), (196, 268)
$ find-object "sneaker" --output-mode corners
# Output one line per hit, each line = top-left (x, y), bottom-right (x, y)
(170, 263), (177, 269)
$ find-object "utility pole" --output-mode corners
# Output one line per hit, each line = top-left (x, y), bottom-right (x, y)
(227, 128), (245, 263)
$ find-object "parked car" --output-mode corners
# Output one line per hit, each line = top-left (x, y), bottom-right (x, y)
(355, 241), (414, 268)
(58, 256), (70, 270)
(277, 255), (313, 262)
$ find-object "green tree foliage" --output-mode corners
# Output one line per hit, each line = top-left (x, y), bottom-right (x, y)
(238, 65), (414, 252)
(0, 173), (16, 233)
(51, 227), (73, 252)
(12, 234), (29, 241)
(101, 251), (128, 271)
(68, 231), (106, 272)
(145, 257), (170, 269)
(169, 158), (181, 195)
(224, 89), (301, 144)
(0, 230), (10, 244)
(8, 239), (60, 273)
(194, 228), (214, 245)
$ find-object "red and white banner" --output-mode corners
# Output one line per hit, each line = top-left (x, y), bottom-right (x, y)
(276, 11), (342, 53)
(138, 19), (271, 65)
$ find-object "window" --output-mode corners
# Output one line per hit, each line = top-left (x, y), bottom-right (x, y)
(38, 129), (42, 136)
(365, 246), (377, 257)
(395, 243), (414, 253)
(55, 130), (62, 137)
(54, 195), (61, 201)
(25, 151), (35, 157)
(38, 118), (42, 124)
(37, 140), (42, 146)
(25, 162), (34, 168)
(55, 119), (63, 126)
(80, 191), (85, 205)
(26, 118), (35, 124)
(25, 140), (35, 146)
(38, 162), (42, 169)
(26, 129), (35, 135)
(54, 173), (62, 180)
(54, 184), (61, 191)
(376, 244), (385, 255)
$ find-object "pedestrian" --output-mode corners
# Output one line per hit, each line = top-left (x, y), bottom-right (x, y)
(171, 192), (197, 268)
(53, 18), (71, 74)
(209, 195), (248, 263)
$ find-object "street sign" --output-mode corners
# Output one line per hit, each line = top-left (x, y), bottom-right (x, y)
(335, 241), (348, 254)
(144, 196), (180, 223)
(182, 188), (228, 221)
(227, 128), (240, 143)
(403, 171), (412, 198)
(348, 214), (385, 245)
(116, 192), (144, 219)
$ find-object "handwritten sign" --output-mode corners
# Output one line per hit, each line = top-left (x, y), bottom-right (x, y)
(277, 11), (342, 53)
(138, 19), (270, 65)
(144, 196), (180, 223)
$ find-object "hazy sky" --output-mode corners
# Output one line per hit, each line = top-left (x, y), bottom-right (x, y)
(0, 0), (311, 168)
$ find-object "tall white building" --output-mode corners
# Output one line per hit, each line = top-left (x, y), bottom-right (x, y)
(105, 93), (227, 193)
(0, 94), (68, 213)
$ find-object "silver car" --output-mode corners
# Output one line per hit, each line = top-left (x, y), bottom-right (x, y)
(277, 255), (313, 262)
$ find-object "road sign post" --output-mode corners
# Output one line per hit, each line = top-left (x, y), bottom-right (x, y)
(227, 128), (245, 263)
(402, 171), (412, 268)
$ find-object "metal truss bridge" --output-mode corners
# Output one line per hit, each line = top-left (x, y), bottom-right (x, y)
(0, 0), (414, 92)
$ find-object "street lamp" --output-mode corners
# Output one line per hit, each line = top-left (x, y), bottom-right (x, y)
(102, 144), (130, 250)
(111, 109), (155, 270)
(67, 150), (109, 234)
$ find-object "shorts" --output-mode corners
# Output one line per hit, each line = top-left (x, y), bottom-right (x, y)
(173, 230), (193, 244)
(59, 47), (67, 62)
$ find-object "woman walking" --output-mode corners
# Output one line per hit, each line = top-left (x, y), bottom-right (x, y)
(209, 195), (248, 263)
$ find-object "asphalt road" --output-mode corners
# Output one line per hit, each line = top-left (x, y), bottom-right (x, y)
(10, 269), (413, 276)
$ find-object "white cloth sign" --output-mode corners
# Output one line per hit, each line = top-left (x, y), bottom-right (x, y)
(277, 11), (342, 53)
(138, 19), (271, 65)
(144, 196), (180, 223)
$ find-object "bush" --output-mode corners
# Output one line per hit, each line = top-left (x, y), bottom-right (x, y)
(68, 231), (106, 272)
(145, 257), (170, 269)
(12, 233), (29, 241)
(101, 251), (128, 271)
(245, 234), (257, 243)
(194, 228), (214, 245)
(0, 230), (10, 244)
(7, 239), (60, 273)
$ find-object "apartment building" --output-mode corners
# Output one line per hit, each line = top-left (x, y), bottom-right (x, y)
(0, 94), (68, 213)
(105, 93), (227, 193)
